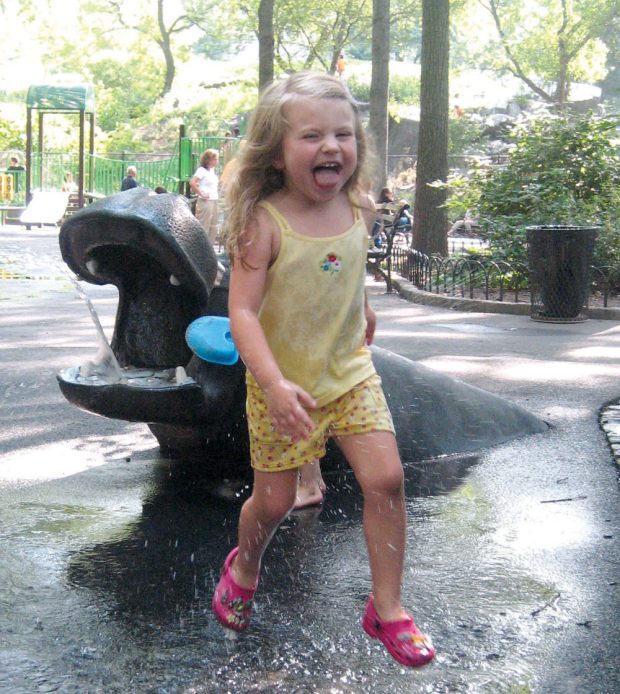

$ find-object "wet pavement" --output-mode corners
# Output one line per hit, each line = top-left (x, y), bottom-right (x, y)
(1, 225), (619, 693)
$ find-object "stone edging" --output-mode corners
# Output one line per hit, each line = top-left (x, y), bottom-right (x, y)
(599, 401), (620, 473)
(390, 276), (620, 321)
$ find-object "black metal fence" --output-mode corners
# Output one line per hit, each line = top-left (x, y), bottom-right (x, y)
(389, 246), (620, 310)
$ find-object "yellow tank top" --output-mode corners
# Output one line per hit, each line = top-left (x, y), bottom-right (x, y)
(246, 199), (375, 406)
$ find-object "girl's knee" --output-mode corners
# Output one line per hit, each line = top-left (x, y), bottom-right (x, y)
(251, 489), (297, 522)
(361, 464), (404, 498)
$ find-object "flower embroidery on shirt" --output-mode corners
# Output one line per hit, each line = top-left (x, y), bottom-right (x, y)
(320, 253), (342, 274)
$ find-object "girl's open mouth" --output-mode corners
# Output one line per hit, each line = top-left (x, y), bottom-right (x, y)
(313, 163), (342, 187)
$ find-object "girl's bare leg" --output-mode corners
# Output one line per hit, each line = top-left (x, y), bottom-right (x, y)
(230, 468), (298, 588)
(335, 431), (409, 622)
(294, 459), (326, 509)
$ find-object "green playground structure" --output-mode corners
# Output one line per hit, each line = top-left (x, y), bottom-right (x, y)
(1, 82), (242, 220)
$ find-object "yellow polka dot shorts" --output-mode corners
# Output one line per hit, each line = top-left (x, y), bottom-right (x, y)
(247, 373), (395, 472)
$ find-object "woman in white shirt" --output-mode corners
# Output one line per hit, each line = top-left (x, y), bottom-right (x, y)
(190, 148), (220, 244)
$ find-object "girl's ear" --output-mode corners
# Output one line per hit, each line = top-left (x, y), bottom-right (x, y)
(272, 144), (285, 170)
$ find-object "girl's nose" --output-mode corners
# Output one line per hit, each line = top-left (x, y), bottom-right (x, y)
(321, 136), (339, 152)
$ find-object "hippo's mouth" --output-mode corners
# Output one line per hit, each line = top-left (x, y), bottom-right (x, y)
(56, 189), (244, 427)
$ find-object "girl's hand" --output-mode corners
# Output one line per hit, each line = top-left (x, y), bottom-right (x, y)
(265, 379), (316, 442)
(365, 304), (376, 345)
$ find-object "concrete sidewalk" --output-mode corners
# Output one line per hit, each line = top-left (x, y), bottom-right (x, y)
(1, 224), (619, 692)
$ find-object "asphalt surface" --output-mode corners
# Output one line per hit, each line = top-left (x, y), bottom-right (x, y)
(1, 223), (619, 693)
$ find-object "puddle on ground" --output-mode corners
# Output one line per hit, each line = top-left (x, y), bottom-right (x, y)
(0, 449), (562, 694)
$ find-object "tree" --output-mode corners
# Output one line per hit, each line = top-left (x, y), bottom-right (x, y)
(258, 0), (275, 90)
(412, 0), (449, 255)
(269, 0), (372, 74)
(80, 0), (219, 99)
(368, 0), (390, 189)
(479, 0), (620, 105)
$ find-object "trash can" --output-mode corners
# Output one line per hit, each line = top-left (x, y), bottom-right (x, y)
(527, 225), (599, 323)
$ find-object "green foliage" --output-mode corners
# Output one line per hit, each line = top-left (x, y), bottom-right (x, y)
(346, 74), (371, 103)
(181, 83), (258, 137)
(389, 73), (420, 105)
(0, 117), (25, 151)
(433, 167), (483, 221)
(101, 124), (153, 155)
(448, 115), (488, 155)
(88, 56), (164, 133)
(455, 0), (619, 104)
(445, 112), (620, 266)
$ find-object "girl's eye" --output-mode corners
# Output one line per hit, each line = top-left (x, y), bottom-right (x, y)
(303, 133), (318, 139)
(337, 131), (353, 139)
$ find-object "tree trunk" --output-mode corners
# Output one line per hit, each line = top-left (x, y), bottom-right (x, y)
(157, 0), (175, 98)
(412, 0), (449, 255)
(258, 0), (275, 91)
(368, 0), (390, 191)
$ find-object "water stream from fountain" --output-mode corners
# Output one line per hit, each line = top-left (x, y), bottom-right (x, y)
(68, 274), (124, 382)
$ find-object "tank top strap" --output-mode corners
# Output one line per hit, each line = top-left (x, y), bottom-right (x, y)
(349, 194), (364, 223)
(257, 200), (293, 235)
(258, 196), (364, 234)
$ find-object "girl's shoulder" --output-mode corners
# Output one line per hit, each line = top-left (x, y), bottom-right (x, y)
(240, 202), (281, 266)
(350, 190), (377, 228)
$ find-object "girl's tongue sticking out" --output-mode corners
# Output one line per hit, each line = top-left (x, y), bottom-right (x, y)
(313, 164), (341, 188)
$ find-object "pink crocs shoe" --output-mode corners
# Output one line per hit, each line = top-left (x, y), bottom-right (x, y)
(362, 595), (436, 668)
(212, 547), (257, 631)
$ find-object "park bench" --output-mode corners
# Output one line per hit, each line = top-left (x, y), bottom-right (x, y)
(367, 204), (402, 293)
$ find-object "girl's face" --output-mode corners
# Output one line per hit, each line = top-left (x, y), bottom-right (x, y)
(275, 97), (357, 203)
(208, 154), (218, 169)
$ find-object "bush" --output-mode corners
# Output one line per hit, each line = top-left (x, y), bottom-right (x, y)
(0, 117), (26, 151)
(444, 112), (620, 266)
(448, 115), (488, 155)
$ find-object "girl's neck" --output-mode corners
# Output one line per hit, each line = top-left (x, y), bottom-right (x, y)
(269, 188), (355, 237)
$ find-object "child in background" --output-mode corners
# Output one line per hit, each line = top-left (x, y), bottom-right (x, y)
(213, 71), (435, 668)
(61, 171), (78, 194)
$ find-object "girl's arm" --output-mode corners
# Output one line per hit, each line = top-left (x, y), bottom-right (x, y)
(358, 193), (378, 344)
(364, 290), (376, 345)
(229, 212), (316, 442)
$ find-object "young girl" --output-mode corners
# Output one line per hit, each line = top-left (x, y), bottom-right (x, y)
(212, 72), (435, 669)
(190, 148), (220, 244)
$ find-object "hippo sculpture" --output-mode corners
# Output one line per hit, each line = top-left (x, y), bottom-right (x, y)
(57, 189), (547, 476)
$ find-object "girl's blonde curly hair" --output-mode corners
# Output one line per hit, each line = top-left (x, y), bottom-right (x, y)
(223, 71), (371, 261)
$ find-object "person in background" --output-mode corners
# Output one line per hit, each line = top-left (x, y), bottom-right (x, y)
(190, 148), (219, 245)
(395, 199), (413, 235)
(220, 140), (247, 194)
(7, 156), (25, 193)
(336, 52), (346, 79)
(121, 165), (138, 191)
(370, 187), (395, 248)
(377, 187), (394, 206)
(212, 71), (436, 669)
(449, 208), (478, 237)
(7, 156), (25, 172)
(62, 171), (78, 194)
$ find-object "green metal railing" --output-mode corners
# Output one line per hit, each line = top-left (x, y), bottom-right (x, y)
(0, 135), (242, 207)
(88, 155), (180, 196)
